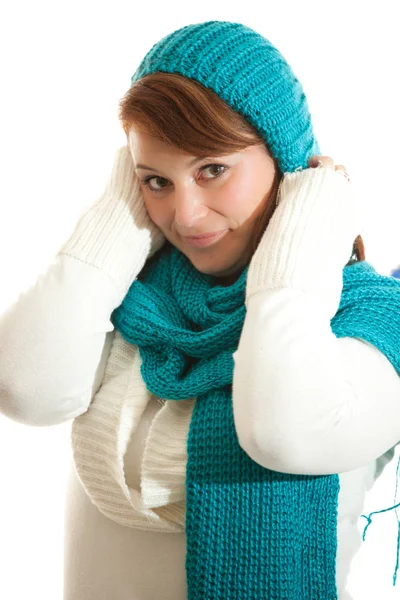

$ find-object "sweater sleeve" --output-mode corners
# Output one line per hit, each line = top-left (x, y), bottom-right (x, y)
(232, 287), (400, 475)
(0, 146), (159, 427)
(232, 166), (400, 475)
(0, 255), (117, 426)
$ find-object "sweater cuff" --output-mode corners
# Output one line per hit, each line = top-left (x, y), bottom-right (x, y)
(57, 147), (163, 300)
(246, 166), (359, 314)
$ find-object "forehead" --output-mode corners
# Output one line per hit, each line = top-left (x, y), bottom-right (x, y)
(128, 127), (172, 153)
(128, 126), (270, 169)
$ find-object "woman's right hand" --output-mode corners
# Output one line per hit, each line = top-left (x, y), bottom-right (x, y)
(57, 145), (166, 300)
(104, 146), (166, 258)
(0, 145), (167, 428)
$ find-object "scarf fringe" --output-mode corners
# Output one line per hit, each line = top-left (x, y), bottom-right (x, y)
(360, 453), (400, 586)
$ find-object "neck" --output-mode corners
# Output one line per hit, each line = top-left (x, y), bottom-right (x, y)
(215, 272), (241, 287)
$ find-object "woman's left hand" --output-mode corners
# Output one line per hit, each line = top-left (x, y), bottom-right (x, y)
(307, 155), (351, 183)
(246, 152), (359, 317)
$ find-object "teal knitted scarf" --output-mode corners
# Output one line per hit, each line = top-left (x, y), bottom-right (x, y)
(110, 243), (400, 599)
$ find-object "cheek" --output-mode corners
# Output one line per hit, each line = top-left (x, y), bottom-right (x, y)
(219, 178), (262, 225)
(143, 197), (168, 228)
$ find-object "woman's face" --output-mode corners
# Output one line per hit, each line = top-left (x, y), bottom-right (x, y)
(128, 127), (277, 282)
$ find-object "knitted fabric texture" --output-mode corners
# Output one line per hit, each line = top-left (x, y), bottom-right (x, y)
(130, 20), (320, 174)
(111, 243), (400, 599)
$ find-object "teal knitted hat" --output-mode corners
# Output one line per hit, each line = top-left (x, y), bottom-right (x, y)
(130, 20), (321, 174)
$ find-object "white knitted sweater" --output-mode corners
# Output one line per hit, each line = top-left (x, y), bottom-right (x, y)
(0, 152), (399, 583)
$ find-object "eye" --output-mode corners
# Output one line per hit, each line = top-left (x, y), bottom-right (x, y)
(202, 164), (227, 179)
(141, 163), (229, 194)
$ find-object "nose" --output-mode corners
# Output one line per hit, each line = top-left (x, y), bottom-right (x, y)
(174, 186), (208, 229)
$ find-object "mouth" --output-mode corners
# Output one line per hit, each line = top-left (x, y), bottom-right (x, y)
(183, 230), (228, 248)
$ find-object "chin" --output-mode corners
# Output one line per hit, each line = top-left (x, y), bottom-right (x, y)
(166, 232), (250, 278)
(185, 250), (247, 279)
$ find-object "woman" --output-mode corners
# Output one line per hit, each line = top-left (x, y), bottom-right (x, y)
(1, 20), (400, 600)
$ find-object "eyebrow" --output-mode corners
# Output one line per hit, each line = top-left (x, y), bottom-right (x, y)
(135, 157), (211, 172)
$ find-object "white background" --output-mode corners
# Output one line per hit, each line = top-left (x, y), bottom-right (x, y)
(0, 1), (399, 599)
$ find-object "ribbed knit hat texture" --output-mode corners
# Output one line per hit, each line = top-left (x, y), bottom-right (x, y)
(130, 20), (321, 174)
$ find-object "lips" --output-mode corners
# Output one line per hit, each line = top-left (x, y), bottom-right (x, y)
(183, 230), (228, 248)
(185, 231), (225, 240)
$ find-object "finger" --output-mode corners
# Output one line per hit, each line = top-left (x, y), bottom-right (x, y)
(308, 155), (335, 168)
(334, 165), (351, 182)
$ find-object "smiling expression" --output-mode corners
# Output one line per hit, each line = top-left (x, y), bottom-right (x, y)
(128, 126), (277, 282)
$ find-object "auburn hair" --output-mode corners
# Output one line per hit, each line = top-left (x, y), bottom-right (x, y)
(118, 72), (365, 265)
